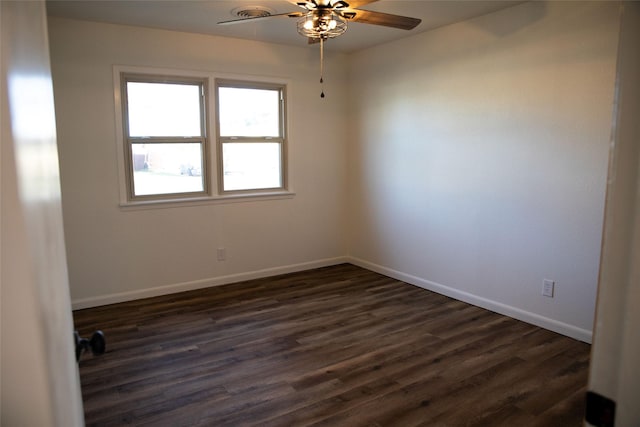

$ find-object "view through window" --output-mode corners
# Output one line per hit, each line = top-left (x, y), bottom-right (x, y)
(217, 83), (286, 192)
(123, 77), (207, 199)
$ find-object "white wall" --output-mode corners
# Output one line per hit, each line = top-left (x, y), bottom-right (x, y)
(348, 1), (621, 342)
(47, 18), (350, 307)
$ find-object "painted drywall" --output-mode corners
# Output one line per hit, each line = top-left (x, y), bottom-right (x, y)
(48, 18), (350, 306)
(588, 2), (640, 425)
(347, 1), (620, 341)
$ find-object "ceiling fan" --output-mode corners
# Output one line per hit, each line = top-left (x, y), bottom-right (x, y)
(218, 1), (422, 98)
(218, 1), (421, 38)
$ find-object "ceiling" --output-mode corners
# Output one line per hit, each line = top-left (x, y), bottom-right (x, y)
(46, 0), (524, 53)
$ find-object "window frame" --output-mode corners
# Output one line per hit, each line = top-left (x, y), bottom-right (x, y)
(113, 66), (294, 208)
(215, 79), (288, 195)
(120, 73), (210, 202)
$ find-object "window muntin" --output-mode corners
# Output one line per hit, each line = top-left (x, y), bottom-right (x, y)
(122, 75), (208, 200)
(216, 81), (286, 193)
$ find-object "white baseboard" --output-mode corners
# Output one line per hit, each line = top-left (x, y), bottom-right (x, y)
(71, 256), (349, 310)
(348, 257), (593, 343)
(72, 255), (592, 343)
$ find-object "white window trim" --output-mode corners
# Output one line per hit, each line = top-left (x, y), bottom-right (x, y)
(215, 79), (288, 195)
(112, 65), (294, 209)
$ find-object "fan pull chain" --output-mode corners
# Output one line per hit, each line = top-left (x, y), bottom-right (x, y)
(320, 37), (325, 98)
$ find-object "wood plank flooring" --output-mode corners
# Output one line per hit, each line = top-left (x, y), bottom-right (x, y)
(73, 264), (590, 426)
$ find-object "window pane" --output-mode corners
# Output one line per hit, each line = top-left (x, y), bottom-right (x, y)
(223, 143), (281, 191)
(127, 82), (201, 137)
(218, 87), (280, 137)
(132, 143), (204, 196)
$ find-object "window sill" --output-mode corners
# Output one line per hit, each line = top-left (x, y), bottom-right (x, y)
(119, 190), (295, 210)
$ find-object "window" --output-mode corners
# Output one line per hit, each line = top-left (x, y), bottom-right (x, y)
(216, 80), (287, 193)
(115, 68), (291, 206)
(121, 74), (208, 200)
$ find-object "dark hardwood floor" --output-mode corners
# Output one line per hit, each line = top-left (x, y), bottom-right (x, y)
(73, 264), (590, 426)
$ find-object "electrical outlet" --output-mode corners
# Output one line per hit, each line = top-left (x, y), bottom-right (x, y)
(217, 247), (226, 261)
(542, 279), (555, 297)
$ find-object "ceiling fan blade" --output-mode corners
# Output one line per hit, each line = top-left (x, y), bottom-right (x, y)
(332, 1), (350, 9)
(290, 0), (355, 10)
(344, 0), (378, 8)
(346, 9), (421, 30)
(218, 11), (304, 26)
(290, 0), (317, 10)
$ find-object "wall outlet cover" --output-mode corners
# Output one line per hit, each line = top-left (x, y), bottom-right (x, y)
(542, 279), (555, 297)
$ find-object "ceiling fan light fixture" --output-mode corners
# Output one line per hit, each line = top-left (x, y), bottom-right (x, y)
(297, 11), (347, 40)
(303, 18), (314, 30)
